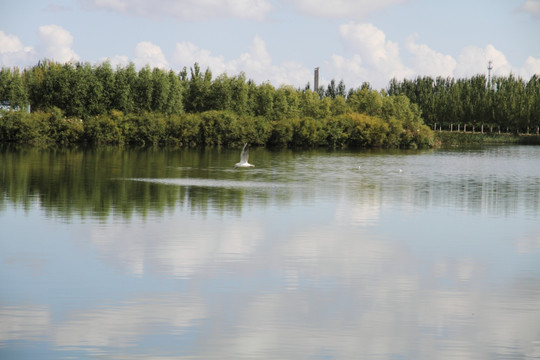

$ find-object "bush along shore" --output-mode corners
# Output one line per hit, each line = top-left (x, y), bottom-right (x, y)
(0, 108), (434, 149)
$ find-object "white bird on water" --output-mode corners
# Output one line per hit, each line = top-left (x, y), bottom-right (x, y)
(234, 143), (254, 168)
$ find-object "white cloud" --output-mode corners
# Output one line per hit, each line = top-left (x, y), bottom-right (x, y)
(406, 34), (456, 78)
(37, 24), (79, 63)
(134, 41), (168, 69)
(522, 55), (540, 77)
(454, 44), (512, 78)
(339, 22), (400, 67)
(0, 26), (78, 67)
(328, 23), (539, 88)
(173, 40), (228, 75)
(91, 0), (127, 13)
(173, 36), (311, 86)
(101, 54), (130, 68)
(222, 0), (273, 20)
(233, 35), (272, 73)
(84, 0), (272, 21)
(288, 0), (407, 18)
(229, 36), (311, 85)
(0, 31), (25, 53)
(519, 0), (540, 18)
(169, 24), (538, 90)
(328, 54), (370, 86)
(328, 22), (412, 88)
(0, 31), (35, 67)
(1, 21), (538, 90)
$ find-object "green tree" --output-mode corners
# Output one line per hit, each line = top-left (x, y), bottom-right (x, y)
(75, 62), (104, 117)
(185, 63), (212, 113)
(281, 85), (300, 119)
(325, 79), (337, 99)
(94, 61), (115, 113)
(229, 73), (249, 115)
(164, 70), (183, 115)
(271, 85), (300, 120)
(135, 66), (153, 113)
(527, 75), (540, 134)
(253, 82), (274, 117)
(37, 61), (71, 112)
(0, 67), (29, 110)
(208, 73), (232, 111)
(299, 90), (320, 118)
(112, 63), (137, 113)
(0, 68), (9, 102)
(347, 88), (382, 116)
(330, 96), (348, 116)
(151, 67), (170, 113)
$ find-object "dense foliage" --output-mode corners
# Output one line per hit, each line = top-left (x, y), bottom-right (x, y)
(388, 75), (540, 134)
(0, 108), (433, 148)
(0, 60), (433, 148)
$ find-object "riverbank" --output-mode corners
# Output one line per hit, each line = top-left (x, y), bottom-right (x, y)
(434, 131), (540, 146)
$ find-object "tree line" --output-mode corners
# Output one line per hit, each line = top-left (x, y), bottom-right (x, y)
(388, 74), (540, 134)
(1, 59), (415, 121)
(0, 60), (433, 148)
(2, 61), (539, 136)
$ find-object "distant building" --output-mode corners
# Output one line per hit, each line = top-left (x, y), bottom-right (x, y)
(0, 101), (30, 113)
(0, 101), (10, 111)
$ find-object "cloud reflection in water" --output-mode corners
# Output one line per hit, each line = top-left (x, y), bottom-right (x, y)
(1, 146), (540, 359)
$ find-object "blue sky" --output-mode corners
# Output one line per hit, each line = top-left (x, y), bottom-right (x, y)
(1, 0), (539, 89)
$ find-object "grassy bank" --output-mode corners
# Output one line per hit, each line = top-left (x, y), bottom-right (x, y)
(435, 131), (540, 146)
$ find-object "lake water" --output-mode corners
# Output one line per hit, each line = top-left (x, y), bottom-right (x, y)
(1, 145), (540, 359)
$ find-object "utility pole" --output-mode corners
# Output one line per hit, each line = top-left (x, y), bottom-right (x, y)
(487, 60), (493, 87)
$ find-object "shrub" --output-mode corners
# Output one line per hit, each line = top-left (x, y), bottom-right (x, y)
(0, 108), (81, 145)
(46, 107), (84, 145)
(268, 118), (294, 147)
(1, 108), (434, 148)
(165, 113), (201, 147)
(236, 116), (272, 147)
(123, 112), (166, 145)
(197, 110), (235, 146)
(291, 117), (326, 147)
(84, 110), (124, 145)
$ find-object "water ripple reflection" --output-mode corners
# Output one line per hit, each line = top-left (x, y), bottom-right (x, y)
(128, 177), (291, 189)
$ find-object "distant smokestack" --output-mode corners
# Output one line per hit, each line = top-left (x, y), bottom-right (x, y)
(314, 67), (319, 92)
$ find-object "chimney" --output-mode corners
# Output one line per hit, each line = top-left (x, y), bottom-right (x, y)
(314, 67), (319, 92)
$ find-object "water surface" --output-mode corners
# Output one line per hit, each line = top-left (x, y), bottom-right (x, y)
(1, 145), (539, 359)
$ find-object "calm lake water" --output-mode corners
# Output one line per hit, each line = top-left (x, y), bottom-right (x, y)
(1, 145), (540, 359)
